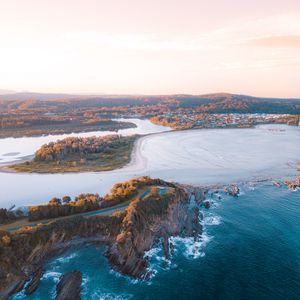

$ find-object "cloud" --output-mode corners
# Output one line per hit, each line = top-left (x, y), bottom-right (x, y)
(247, 35), (300, 47)
(63, 13), (300, 52)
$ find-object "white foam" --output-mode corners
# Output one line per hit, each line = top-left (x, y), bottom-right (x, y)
(97, 293), (133, 300)
(55, 252), (78, 263)
(109, 269), (139, 284)
(205, 215), (222, 226)
(42, 271), (62, 282)
(170, 233), (212, 260)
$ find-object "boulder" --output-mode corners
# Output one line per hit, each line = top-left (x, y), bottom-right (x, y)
(55, 271), (82, 300)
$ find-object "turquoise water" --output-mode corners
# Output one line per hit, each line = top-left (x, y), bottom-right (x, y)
(12, 184), (300, 299)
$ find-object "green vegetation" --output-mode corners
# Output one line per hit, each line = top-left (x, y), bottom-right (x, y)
(8, 135), (137, 173)
(0, 176), (179, 296)
(3, 176), (174, 225)
(29, 194), (102, 221)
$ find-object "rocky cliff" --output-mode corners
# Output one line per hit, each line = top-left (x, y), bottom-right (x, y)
(55, 271), (82, 300)
(0, 178), (204, 299)
(0, 214), (123, 299)
(106, 185), (203, 278)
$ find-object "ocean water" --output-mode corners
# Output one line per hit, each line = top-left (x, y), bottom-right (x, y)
(12, 183), (300, 300)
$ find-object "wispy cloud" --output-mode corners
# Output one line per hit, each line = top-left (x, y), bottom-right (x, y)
(64, 13), (300, 52)
(247, 35), (300, 47)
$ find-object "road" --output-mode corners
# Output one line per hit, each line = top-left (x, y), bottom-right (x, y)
(1, 187), (158, 233)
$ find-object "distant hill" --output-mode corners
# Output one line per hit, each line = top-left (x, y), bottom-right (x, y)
(0, 91), (299, 102)
(0, 92), (299, 114)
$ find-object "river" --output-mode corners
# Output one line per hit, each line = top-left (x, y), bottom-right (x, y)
(0, 123), (299, 209)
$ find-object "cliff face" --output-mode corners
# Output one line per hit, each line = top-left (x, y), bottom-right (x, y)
(0, 178), (205, 298)
(0, 214), (123, 299)
(106, 185), (203, 278)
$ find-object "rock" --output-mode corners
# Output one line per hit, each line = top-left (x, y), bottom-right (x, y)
(0, 178), (205, 297)
(106, 185), (203, 278)
(55, 271), (82, 300)
(284, 176), (300, 191)
(25, 267), (44, 295)
(162, 233), (170, 260)
(203, 201), (211, 209)
(225, 184), (240, 197)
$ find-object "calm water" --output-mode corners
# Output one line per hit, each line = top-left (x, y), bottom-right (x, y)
(12, 184), (300, 300)
(0, 124), (299, 208)
(0, 118), (170, 163)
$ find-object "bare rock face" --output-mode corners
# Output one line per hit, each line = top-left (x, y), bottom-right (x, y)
(106, 186), (203, 278)
(25, 267), (44, 295)
(0, 215), (123, 299)
(55, 271), (82, 300)
(0, 178), (205, 298)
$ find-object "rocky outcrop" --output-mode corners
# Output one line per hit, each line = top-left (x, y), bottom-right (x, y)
(0, 214), (123, 299)
(0, 177), (205, 298)
(106, 185), (203, 278)
(284, 176), (300, 191)
(55, 271), (82, 300)
(224, 184), (240, 197)
(24, 267), (44, 295)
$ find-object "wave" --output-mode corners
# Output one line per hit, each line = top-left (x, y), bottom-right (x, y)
(42, 271), (62, 282)
(91, 292), (133, 300)
(205, 214), (222, 226)
(55, 252), (78, 264)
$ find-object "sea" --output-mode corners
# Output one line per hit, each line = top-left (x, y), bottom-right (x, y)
(11, 183), (300, 300)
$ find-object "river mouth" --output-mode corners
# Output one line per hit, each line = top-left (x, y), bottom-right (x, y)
(0, 123), (299, 208)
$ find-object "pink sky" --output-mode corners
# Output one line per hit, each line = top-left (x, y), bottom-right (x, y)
(0, 0), (300, 97)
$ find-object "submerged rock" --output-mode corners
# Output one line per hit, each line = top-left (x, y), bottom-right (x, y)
(55, 271), (82, 300)
(203, 201), (211, 209)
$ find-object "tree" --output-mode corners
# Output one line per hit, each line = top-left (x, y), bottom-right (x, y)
(49, 197), (61, 205)
(62, 196), (71, 204)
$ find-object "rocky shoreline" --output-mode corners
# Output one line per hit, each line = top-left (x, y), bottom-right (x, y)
(0, 178), (205, 299)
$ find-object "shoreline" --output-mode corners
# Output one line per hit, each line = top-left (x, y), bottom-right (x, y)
(0, 123), (294, 174)
(0, 124), (299, 209)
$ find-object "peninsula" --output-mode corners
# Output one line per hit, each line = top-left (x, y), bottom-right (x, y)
(0, 177), (205, 299)
(7, 135), (137, 173)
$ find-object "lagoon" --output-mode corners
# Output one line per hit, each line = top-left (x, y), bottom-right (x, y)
(0, 124), (299, 208)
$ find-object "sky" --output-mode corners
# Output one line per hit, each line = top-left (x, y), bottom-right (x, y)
(0, 0), (300, 97)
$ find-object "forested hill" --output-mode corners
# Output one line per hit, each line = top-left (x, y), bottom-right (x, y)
(0, 92), (300, 114)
